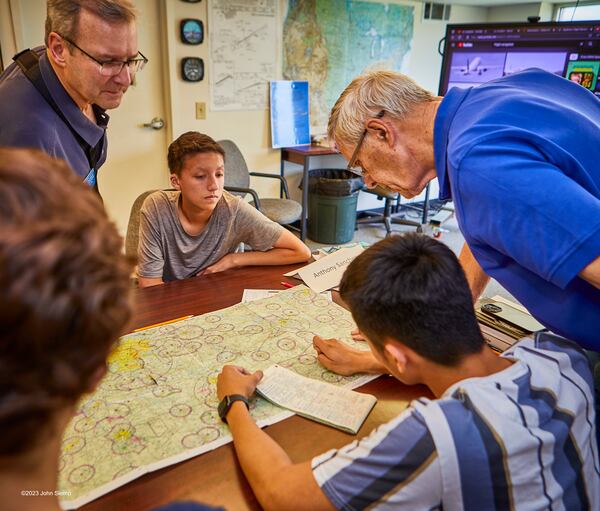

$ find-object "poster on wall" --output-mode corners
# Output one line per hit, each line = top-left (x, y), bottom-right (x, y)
(282, 0), (414, 130)
(269, 80), (310, 148)
(209, 0), (278, 111)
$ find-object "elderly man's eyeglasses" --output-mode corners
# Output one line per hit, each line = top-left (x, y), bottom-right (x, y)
(61, 35), (148, 77)
(346, 110), (385, 176)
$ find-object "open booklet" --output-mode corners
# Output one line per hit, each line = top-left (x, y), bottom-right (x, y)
(256, 365), (377, 434)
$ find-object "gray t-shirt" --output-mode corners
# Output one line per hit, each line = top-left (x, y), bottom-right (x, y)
(138, 190), (284, 281)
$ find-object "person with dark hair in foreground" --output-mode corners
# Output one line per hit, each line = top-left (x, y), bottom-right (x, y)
(217, 234), (599, 510)
(0, 148), (218, 511)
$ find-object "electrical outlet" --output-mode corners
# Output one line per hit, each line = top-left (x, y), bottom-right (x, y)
(195, 102), (206, 120)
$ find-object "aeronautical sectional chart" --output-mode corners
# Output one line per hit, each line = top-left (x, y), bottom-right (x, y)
(57, 287), (378, 509)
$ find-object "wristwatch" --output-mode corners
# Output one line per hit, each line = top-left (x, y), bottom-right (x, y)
(218, 394), (249, 423)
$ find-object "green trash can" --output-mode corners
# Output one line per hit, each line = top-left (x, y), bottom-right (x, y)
(306, 169), (363, 244)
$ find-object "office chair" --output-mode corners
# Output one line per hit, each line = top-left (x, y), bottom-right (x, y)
(218, 139), (302, 226)
(125, 189), (159, 258)
(357, 184), (422, 235)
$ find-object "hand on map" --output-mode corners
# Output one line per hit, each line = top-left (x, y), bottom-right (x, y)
(217, 365), (263, 400)
(199, 254), (239, 276)
(312, 335), (386, 376)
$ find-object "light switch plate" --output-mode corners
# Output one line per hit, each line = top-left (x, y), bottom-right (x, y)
(195, 102), (206, 119)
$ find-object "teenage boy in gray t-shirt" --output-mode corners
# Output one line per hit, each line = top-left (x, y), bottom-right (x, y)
(137, 132), (311, 287)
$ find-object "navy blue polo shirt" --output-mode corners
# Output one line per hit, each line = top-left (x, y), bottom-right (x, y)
(434, 69), (600, 351)
(0, 46), (108, 184)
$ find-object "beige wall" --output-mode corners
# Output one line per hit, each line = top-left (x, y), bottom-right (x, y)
(486, 2), (553, 22)
(407, 2), (488, 93)
(0, 1), (19, 67)
(161, 0), (488, 207)
(162, 0), (278, 199)
(13, 0), (46, 45)
(0, 0), (489, 225)
(539, 2), (556, 21)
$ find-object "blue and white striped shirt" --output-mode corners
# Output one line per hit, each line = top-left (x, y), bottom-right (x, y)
(312, 333), (599, 510)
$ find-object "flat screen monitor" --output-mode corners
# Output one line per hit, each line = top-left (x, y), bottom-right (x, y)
(269, 80), (311, 149)
(438, 21), (600, 98)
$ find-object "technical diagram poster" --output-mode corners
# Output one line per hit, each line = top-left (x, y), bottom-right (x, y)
(209, 0), (278, 111)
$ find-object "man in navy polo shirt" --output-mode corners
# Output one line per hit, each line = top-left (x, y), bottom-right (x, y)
(0, 0), (146, 190)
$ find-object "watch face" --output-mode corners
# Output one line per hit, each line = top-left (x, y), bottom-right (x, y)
(181, 19), (203, 45)
(218, 395), (249, 423)
(181, 57), (204, 82)
(217, 397), (228, 421)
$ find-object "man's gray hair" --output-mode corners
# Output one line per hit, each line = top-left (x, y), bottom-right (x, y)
(45, 0), (137, 46)
(328, 70), (435, 145)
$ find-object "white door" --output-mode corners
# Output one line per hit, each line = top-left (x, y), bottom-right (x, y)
(98, 0), (170, 237)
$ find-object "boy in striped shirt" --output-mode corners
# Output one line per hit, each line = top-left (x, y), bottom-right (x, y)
(217, 234), (599, 510)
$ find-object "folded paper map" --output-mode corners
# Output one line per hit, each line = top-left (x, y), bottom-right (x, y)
(58, 286), (376, 509)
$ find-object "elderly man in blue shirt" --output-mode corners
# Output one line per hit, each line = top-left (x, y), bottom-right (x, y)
(0, 0), (146, 190)
(324, 68), (600, 353)
(316, 68), (600, 441)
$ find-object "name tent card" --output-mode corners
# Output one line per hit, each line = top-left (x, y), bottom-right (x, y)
(296, 245), (364, 293)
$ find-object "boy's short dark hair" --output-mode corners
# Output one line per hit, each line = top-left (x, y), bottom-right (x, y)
(0, 148), (134, 457)
(340, 233), (484, 366)
(167, 131), (225, 177)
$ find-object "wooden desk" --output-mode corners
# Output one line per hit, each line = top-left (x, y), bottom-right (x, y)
(81, 265), (430, 511)
(280, 145), (341, 241)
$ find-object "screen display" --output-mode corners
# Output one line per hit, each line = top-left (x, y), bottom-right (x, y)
(439, 21), (600, 98)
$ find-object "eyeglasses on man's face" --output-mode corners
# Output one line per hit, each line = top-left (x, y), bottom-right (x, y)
(60, 35), (148, 77)
(346, 110), (385, 177)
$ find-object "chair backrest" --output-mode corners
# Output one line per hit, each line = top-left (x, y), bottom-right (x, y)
(218, 139), (251, 195)
(125, 189), (159, 258)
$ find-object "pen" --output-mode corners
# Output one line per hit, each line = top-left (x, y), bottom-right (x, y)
(133, 315), (193, 332)
(280, 281), (294, 289)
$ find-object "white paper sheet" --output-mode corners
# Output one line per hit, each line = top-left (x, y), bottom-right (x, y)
(242, 289), (332, 303)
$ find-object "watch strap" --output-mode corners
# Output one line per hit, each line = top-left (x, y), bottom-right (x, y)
(218, 394), (249, 424)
